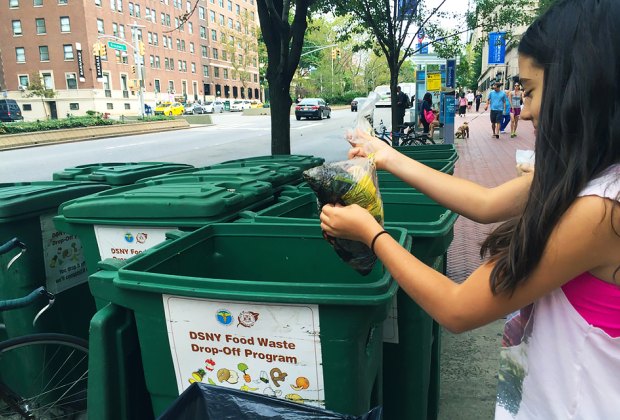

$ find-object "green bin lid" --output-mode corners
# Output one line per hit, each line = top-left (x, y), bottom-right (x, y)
(113, 223), (409, 305)
(58, 179), (275, 225)
(140, 164), (303, 187)
(221, 155), (325, 170)
(0, 182), (110, 221)
(52, 162), (193, 185)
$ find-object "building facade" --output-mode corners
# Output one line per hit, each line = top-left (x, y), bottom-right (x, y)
(0, 0), (260, 120)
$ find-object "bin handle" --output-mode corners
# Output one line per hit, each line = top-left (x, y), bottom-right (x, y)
(237, 211), (257, 219)
(0, 238), (27, 270)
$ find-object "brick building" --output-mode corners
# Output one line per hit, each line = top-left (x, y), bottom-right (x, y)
(0, 0), (261, 120)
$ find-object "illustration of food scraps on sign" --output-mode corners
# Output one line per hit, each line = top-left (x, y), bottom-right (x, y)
(166, 297), (325, 407)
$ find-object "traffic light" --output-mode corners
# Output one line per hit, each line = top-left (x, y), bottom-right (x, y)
(131, 65), (136, 75)
(138, 41), (145, 56)
(332, 49), (337, 59)
(92, 43), (101, 56)
(100, 43), (107, 57)
(336, 48), (341, 59)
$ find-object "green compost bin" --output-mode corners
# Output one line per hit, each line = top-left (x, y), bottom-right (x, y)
(52, 162), (194, 185)
(237, 192), (458, 420)
(393, 143), (458, 162)
(53, 177), (277, 279)
(221, 154), (325, 171)
(138, 163), (304, 191)
(0, 181), (109, 410)
(87, 223), (410, 417)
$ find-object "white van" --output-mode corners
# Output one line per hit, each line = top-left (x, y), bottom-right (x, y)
(374, 83), (416, 107)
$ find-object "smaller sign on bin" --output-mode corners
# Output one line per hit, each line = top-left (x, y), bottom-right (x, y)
(163, 296), (325, 408)
(94, 225), (174, 260)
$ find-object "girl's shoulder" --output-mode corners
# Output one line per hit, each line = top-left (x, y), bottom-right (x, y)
(579, 164), (620, 201)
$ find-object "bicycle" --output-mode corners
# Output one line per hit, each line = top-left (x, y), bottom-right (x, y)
(0, 238), (88, 419)
(374, 120), (436, 146)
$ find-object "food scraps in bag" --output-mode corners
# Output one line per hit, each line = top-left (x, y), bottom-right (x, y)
(303, 156), (384, 275)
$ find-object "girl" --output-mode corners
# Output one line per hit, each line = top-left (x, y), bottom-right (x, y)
(321, 0), (620, 418)
(509, 83), (523, 138)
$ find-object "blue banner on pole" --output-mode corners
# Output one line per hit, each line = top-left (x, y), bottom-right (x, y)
(417, 42), (429, 54)
(398, 0), (418, 19)
(446, 59), (456, 88)
(488, 32), (506, 65)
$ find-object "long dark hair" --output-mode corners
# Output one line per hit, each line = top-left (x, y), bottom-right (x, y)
(423, 92), (432, 105)
(481, 0), (620, 295)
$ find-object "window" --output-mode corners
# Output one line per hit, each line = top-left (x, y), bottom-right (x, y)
(168, 80), (174, 93)
(165, 14), (170, 26)
(223, 68), (228, 79)
(63, 44), (74, 60)
(39, 46), (49, 61)
(217, 0), (222, 7)
(154, 79), (160, 93)
(149, 55), (154, 67)
(200, 26), (206, 39)
(65, 73), (77, 89)
(188, 22), (193, 34)
(97, 19), (104, 34)
(253, 73), (257, 82)
(9, 0), (19, 7)
(212, 48), (218, 59)
(162, 36), (168, 48)
(68, 103), (79, 111)
(117, 0), (122, 11)
(128, 2), (133, 15)
(33, 0), (42, 6)
(145, 7), (150, 19)
(107, 103), (113, 110)
(135, 4), (140, 17)
(18, 75), (29, 87)
(15, 47), (26, 63)
(198, 6), (205, 19)
(235, 21), (240, 32)
(219, 14), (224, 25)
(209, 11), (215, 23)
(60, 16), (71, 32)
(22, 104), (32, 111)
(147, 31), (152, 44)
(227, 18), (232, 28)
(124, 103), (131, 110)
(202, 65), (209, 77)
(111, 0), (115, 10)
(153, 33), (158, 46)
(189, 42), (195, 53)
(95, 0), (101, 5)
(42, 72), (53, 89)
(12, 20), (22, 36)
(235, 4), (239, 14)
(214, 67), (219, 77)
(227, 0), (231, 10)
(176, 39), (181, 50)
(201, 45), (208, 57)
(211, 29), (217, 41)
(119, 24), (125, 39)
(191, 62), (196, 73)
(155, 55), (160, 68)
(220, 32), (225, 42)
(221, 50), (226, 61)
(160, 12), (165, 25)
(113, 23), (119, 37)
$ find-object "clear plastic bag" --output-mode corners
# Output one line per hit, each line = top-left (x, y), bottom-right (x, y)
(350, 92), (381, 137)
(303, 156), (384, 275)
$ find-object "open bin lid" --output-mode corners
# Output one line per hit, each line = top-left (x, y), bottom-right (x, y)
(112, 223), (409, 305)
(57, 179), (275, 226)
(220, 155), (325, 171)
(0, 182), (109, 222)
(53, 162), (193, 185)
(139, 164), (303, 188)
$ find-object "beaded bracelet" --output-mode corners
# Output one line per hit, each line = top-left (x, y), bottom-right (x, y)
(370, 230), (389, 254)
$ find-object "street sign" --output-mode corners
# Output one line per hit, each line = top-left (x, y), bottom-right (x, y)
(417, 42), (429, 54)
(426, 72), (441, 92)
(107, 41), (127, 52)
(94, 54), (103, 80)
(488, 32), (506, 65)
(446, 59), (456, 88)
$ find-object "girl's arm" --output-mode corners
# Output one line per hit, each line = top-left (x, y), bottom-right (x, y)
(348, 130), (532, 223)
(320, 196), (620, 333)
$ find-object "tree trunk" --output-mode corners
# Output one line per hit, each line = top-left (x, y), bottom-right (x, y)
(268, 78), (292, 155)
(390, 70), (400, 134)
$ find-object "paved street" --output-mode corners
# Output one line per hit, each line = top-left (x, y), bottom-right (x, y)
(0, 109), (355, 182)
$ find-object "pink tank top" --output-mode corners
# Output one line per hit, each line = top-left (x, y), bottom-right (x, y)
(562, 272), (620, 337)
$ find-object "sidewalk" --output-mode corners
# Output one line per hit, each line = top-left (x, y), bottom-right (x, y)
(438, 109), (535, 419)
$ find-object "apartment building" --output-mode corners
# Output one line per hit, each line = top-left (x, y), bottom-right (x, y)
(0, 0), (261, 120)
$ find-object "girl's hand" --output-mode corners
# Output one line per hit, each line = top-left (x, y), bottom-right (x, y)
(320, 203), (383, 244)
(346, 128), (397, 170)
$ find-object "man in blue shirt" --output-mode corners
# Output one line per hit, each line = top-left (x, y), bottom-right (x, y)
(484, 82), (508, 139)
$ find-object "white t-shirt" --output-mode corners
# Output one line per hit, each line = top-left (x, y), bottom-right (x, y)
(495, 164), (620, 419)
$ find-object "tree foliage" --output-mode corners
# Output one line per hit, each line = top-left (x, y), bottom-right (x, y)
(221, 10), (259, 93)
(25, 72), (56, 119)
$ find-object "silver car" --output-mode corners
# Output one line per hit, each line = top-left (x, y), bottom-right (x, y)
(202, 100), (225, 113)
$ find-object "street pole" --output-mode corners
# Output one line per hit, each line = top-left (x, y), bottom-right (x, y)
(331, 48), (334, 96)
(130, 21), (145, 118)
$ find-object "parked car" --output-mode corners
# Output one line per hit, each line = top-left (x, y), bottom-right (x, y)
(154, 102), (184, 116)
(294, 98), (331, 120)
(0, 99), (24, 122)
(350, 97), (367, 112)
(183, 103), (206, 115)
(250, 100), (264, 108)
(202, 100), (224, 113)
(230, 100), (252, 111)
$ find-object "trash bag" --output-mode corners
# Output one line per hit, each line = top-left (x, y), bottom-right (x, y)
(157, 383), (383, 420)
(303, 156), (384, 276)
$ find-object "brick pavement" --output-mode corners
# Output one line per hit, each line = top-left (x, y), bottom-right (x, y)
(438, 107), (535, 420)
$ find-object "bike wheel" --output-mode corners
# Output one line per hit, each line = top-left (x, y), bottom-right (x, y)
(0, 333), (88, 419)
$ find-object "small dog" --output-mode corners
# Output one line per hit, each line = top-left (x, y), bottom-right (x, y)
(455, 121), (469, 139)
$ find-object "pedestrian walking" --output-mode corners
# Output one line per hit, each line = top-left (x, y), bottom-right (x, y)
(509, 83), (523, 138)
(499, 91), (511, 134)
(475, 91), (483, 112)
(395, 86), (409, 128)
(484, 83), (508, 138)
(466, 90), (475, 110)
(458, 93), (467, 117)
(323, 1), (620, 418)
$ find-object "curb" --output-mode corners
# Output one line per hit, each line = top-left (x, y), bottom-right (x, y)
(0, 120), (191, 151)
